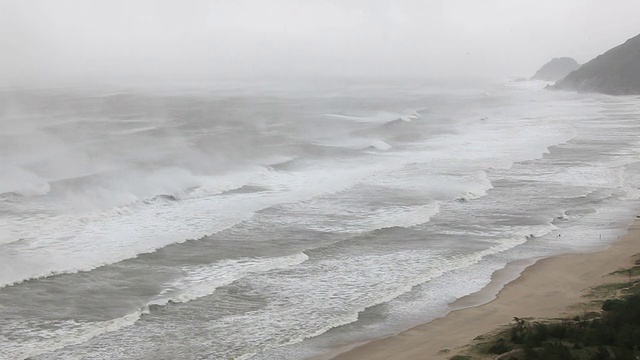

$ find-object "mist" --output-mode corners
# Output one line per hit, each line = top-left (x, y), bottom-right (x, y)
(1, 0), (640, 85)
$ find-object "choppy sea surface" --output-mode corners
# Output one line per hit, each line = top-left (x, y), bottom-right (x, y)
(2, 79), (640, 360)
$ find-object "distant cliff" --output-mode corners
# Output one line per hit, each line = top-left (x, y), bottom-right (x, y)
(531, 57), (580, 81)
(553, 33), (640, 95)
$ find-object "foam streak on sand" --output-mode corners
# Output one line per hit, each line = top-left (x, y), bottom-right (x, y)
(327, 220), (640, 360)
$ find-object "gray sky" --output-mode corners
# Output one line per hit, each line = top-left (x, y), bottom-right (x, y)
(1, 0), (639, 85)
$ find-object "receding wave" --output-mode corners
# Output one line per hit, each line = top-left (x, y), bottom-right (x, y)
(234, 235), (533, 360)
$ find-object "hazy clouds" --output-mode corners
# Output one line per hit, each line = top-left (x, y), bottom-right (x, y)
(1, 0), (639, 85)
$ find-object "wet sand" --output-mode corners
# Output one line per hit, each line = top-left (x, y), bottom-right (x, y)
(326, 220), (640, 360)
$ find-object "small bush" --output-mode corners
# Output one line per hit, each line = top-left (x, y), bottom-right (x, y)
(488, 337), (511, 354)
(448, 356), (471, 360)
(602, 299), (625, 312)
(536, 341), (574, 360)
(589, 345), (610, 360)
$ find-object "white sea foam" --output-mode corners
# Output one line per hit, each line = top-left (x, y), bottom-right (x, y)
(285, 200), (441, 234)
(3, 311), (144, 360)
(2, 253), (308, 359)
(5, 83), (640, 360)
(0, 166), (51, 197)
(152, 252), (309, 306)
(0, 156), (414, 288)
(230, 236), (530, 359)
(323, 110), (418, 124)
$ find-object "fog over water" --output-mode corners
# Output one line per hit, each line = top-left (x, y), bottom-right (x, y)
(1, 0), (640, 85)
(3, 2), (640, 360)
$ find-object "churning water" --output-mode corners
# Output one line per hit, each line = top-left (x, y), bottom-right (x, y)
(1, 79), (640, 359)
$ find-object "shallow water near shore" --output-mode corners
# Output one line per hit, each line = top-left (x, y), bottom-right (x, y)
(2, 79), (640, 359)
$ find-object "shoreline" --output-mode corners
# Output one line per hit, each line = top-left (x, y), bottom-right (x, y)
(319, 219), (640, 360)
(308, 258), (540, 360)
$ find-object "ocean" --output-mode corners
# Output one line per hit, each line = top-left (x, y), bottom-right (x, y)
(1, 78), (640, 359)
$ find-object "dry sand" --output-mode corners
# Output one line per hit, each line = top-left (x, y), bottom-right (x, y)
(325, 220), (640, 360)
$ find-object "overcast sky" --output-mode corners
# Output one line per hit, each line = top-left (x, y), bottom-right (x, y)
(1, 0), (639, 85)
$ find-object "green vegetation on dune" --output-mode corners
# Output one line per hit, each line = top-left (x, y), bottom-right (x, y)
(451, 259), (640, 360)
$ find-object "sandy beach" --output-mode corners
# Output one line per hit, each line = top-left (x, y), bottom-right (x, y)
(325, 219), (640, 360)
